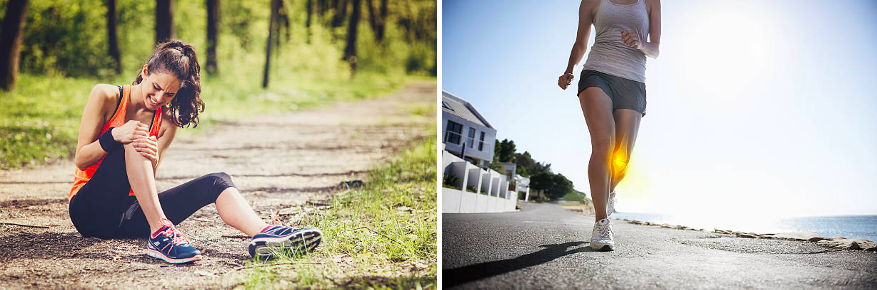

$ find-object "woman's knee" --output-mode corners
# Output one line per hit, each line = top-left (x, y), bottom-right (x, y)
(201, 172), (236, 201)
(203, 172), (234, 186)
(590, 135), (615, 156)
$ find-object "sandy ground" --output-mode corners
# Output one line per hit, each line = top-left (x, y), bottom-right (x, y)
(0, 82), (436, 289)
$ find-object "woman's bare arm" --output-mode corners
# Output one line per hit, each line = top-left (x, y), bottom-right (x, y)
(640, 0), (661, 58)
(559, 0), (598, 89)
(565, 0), (598, 74)
(74, 85), (118, 170)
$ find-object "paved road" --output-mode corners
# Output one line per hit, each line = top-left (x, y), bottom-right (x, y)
(442, 203), (877, 289)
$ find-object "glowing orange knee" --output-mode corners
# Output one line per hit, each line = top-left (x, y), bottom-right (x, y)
(612, 154), (629, 177)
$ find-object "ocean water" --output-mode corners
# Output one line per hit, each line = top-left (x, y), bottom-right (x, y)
(613, 212), (877, 242)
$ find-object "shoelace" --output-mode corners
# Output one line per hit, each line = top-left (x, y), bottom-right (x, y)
(598, 222), (613, 240)
(160, 226), (191, 246)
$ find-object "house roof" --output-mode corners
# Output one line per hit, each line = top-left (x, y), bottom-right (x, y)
(442, 90), (495, 129)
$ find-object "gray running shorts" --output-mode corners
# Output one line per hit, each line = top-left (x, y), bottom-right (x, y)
(577, 69), (647, 117)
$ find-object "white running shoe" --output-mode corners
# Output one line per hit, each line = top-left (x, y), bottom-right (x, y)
(590, 218), (615, 251)
(607, 191), (617, 216)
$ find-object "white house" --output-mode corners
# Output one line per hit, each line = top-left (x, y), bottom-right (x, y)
(441, 91), (496, 167)
(515, 175), (531, 201)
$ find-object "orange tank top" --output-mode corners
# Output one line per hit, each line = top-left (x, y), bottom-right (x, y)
(69, 85), (162, 202)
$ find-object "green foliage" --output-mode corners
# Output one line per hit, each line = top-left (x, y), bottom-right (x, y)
(562, 191), (585, 202)
(442, 174), (461, 189)
(0, 74), (102, 168)
(6, 0), (436, 78)
(15, 1), (116, 77)
(489, 138), (573, 197)
(487, 160), (504, 173)
(0, 0), (435, 168)
(242, 134), (437, 288)
(530, 172), (575, 200)
(493, 138), (516, 163)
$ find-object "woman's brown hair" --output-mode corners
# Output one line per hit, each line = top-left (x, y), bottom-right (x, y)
(133, 40), (204, 128)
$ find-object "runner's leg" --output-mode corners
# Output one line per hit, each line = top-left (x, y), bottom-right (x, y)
(579, 87), (615, 222)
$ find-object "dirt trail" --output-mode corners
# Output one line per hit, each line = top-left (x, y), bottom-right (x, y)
(0, 82), (436, 289)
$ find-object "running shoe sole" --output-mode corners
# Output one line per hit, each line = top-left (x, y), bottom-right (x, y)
(248, 228), (323, 260)
(590, 243), (615, 251)
(146, 249), (202, 264)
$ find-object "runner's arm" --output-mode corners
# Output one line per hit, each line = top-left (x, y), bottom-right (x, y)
(564, 0), (598, 74)
(74, 85), (117, 170)
(639, 0), (661, 58)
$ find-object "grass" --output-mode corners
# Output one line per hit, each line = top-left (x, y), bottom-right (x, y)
(562, 191), (587, 203)
(0, 70), (429, 169)
(238, 133), (437, 289)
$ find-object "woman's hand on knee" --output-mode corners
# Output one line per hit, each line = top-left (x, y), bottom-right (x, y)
(132, 135), (158, 163)
(113, 120), (149, 144)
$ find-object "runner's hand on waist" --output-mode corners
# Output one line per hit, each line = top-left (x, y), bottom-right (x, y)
(113, 120), (149, 144)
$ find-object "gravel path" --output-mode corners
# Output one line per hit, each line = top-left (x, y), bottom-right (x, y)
(0, 82), (436, 289)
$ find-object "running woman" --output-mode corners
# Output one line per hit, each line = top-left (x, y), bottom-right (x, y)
(558, 0), (661, 251)
(69, 40), (322, 263)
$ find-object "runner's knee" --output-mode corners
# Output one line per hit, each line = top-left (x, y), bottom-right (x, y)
(199, 172), (236, 202)
(612, 153), (629, 177)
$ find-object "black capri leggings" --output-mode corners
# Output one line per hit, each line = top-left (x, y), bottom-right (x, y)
(69, 146), (235, 239)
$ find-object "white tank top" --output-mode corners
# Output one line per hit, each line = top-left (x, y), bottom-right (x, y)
(582, 0), (650, 83)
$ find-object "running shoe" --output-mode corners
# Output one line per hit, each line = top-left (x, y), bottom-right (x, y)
(249, 226), (323, 260)
(146, 220), (202, 264)
(607, 191), (617, 216)
(590, 218), (615, 251)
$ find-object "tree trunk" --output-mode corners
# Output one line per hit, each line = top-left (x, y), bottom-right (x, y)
(206, 0), (219, 74)
(155, 0), (174, 44)
(377, 0), (387, 42)
(318, 0), (328, 18)
(262, 0), (280, 88)
(366, 0), (376, 36)
(0, 0), (29, 91)
(106, 0), (121, 74)
(306, 0), (312, 43)
(344, 0), (360, 77)
(331, 0), (348, 28)
(344, 0), (360, 59)
(365, 0), (386, 43)
(280, 0), (290, 43)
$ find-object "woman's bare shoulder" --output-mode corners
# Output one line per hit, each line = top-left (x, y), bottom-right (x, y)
(581, 0), (601, 16)
(159, 107), (178, 134)
(88, 84), (120, 104)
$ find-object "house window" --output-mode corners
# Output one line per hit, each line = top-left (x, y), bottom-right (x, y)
(478, 132), (485, 151)
(467, 128), (476, 148)
(445, 120), (462, 144)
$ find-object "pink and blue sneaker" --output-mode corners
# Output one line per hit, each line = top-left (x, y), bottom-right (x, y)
(146, 219), (202, 264)
(249, 225), (323, 260)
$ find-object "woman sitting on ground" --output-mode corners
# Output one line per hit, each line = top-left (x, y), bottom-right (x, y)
(68, 40), (322, 264)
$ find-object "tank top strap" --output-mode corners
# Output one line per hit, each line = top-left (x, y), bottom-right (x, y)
(150, 106), (163, 136)
(105, 85), (130, 130)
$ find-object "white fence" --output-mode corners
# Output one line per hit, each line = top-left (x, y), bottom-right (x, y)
(441, 150), (517, 213)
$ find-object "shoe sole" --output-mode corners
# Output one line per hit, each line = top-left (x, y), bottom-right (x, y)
(590, 243), (615, 251)
(249, 228), (323, 260)
(146, 249), (202, 264)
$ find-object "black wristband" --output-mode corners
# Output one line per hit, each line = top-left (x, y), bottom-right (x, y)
(99, 127), (122, 153)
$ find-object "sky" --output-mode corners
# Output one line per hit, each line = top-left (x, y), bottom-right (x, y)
(442, 0), (877, 218)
